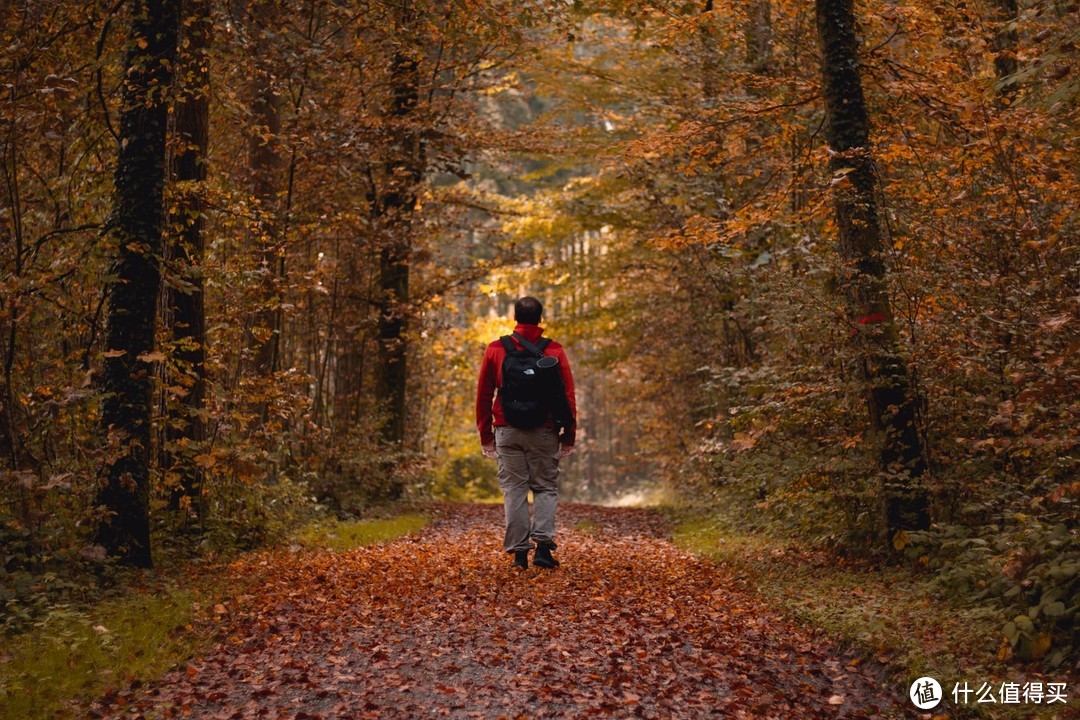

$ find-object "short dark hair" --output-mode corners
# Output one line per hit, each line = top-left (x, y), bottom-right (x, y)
(514, 296), (543, 324)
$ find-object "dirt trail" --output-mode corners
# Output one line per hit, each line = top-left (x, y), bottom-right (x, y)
(91, 503), (909, 719)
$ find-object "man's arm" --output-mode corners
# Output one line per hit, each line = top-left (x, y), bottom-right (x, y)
(475, 344), (498, 451)
(556, 347), (577, 451)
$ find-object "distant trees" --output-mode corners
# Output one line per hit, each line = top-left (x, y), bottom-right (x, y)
(487, 0), (1077, 565)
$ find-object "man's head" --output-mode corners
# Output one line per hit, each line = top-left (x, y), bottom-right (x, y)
(514, 296), (543, 325)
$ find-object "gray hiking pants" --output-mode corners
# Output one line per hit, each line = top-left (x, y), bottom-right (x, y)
(495, 425), (561, 553)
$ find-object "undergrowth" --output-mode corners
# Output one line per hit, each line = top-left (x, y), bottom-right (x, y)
(0, 578), (209, 720)
(672, 512), (1075, 720)
(292, 514), (429, 552)
(0, 510), (429, 720)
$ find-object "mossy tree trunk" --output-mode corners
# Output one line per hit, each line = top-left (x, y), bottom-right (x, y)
(814, 0), (930, 540)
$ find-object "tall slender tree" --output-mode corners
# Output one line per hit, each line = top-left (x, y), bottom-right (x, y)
(814, 0), (930, 540)
(164, 0), (211, 517)
(96, 0), (180, 567)
(247, 0), (284, 380)
(373, 25), (423, 448)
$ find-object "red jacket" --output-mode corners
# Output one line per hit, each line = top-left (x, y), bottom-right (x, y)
(476, 323), (576, 447)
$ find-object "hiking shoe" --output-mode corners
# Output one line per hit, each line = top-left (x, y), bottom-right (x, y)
(533, 546), (560, 569)
(512, 550), (529, 570)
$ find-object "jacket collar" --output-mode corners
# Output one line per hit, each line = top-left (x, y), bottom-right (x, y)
(513, 323), (544, 342)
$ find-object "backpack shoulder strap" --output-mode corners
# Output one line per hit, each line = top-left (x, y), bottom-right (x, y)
(511, 332), (549, 357)
(499, 336), (516, 353)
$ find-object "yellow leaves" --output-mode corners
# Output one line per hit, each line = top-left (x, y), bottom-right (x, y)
(829, 167), (856, 188)
(892, 530), (910, 551)
(1031, 632), (1053, 659)
(655, 215), (724, 251)
(730, 432), (756, 453)
(478, 70), (522, 95)
(249, 326), (274, 344)
(103, 349), (167, 363)
(1004, 615), (1053, 661)
(728, 420), (776, 454)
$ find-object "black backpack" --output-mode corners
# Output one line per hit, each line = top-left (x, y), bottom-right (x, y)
(499, 333), (569, 430)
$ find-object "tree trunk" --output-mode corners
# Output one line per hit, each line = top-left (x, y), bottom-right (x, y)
(96, 0), (179, 568)
(745, 0), (772, 75)
(376, 235), (410, 446)
(164, 0), (210, 518)
(373, 46), (422, 448)
(700, 0), (717, 101)
(990, 0), (1019, 103)
(814, 0), (930, 539)
(248, 0), (283, 378)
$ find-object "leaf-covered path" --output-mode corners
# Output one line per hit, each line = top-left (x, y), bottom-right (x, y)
(93, 504), (908, 719)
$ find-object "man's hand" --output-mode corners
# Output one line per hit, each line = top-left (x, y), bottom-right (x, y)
(559, 444), (575, 458)
(481, 443), (497, 459)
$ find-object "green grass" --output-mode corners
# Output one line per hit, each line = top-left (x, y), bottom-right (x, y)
(574, 518), (603, 534)
(1, 584), (204, 720)
(0, 511), (428, 719)
(292, 513), (428, 551)
(673, 516), (1065, 720)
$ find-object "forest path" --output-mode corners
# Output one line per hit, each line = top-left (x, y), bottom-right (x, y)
(93, 503), (909, 719)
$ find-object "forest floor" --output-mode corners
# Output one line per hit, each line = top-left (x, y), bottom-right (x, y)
(81, 503), (916, 719)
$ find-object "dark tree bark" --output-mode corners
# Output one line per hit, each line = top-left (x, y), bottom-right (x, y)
(814, 0), (930, 538)
(164, 0), (210, 517)
(247, 0), (283, 378)
(96, 0), (180, 567)
(373, 46), (423, 448)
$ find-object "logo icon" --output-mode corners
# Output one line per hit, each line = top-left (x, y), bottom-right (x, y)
(910, 676), (943, 709)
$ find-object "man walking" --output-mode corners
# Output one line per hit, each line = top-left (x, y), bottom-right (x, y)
(476, 296), (576, 570)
